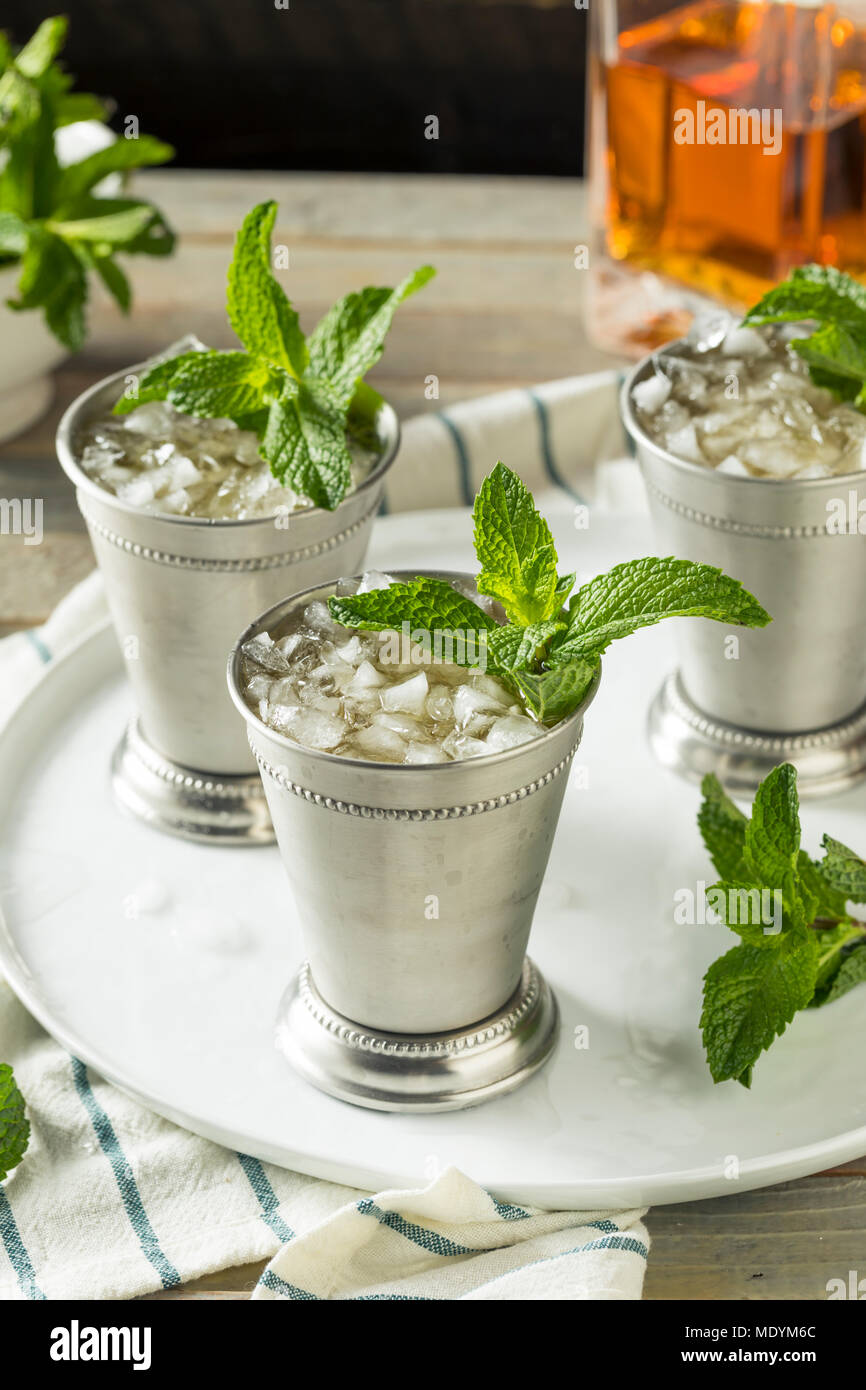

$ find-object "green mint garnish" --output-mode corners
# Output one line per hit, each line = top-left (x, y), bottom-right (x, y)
(0, 16), (174, 350)
(698, 765), (866, 1086)
(743, 264), (866, 409)
(114, 198), (435, 509)
(328, 461), (771, 725)
(0, 1062), (29, 1182)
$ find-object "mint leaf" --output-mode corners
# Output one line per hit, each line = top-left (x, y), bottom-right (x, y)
(9, 229), (87, 350)
(307, 266), (436, 409)
(797, 853), (849, 922)
(820, 835), (866, 904)
(57, 134), (174, 205)
(821, 944), (866, 1005)
(0, 1063), (29, 1182)
(111, 350), (206, 415)
(226, 200), (307, 378)
(91, 254), (131, 313)
(329, 577), (497, 637)
(166, 351), (272, 421)
(742, 762), (800, 888)
(809, 923), (866, 1002)
(698, 774), (747, 880)
(701, 934), (819, 1085)
(0, 210), (29, 256)
(742, 265), (866, 408)
(472, 462), (560, 624)
(510, 659), (598, 725)
(744, 263), (866, 335)
(705, 879), (785, 947)
(556, 557), (770, 661)
(48, 202), (158, 246)
(486, 619), (565, 673)
(55, 91), (108, 127)
(262, 379), (353, 509)
(13, 16), (68, 79)
(790, 322), (866, 387)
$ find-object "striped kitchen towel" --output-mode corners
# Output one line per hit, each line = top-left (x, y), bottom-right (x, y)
(0, 369), (649, 1300)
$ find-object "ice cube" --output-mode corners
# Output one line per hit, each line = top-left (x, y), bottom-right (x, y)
(346, 660), (387, 693)
(234, 431), (263, 465)
(335, 635), (365, 664)
(632, 372), (672, 415)
(442, 732), (489, 761)
(156, 489), (190, 514)
(716, 455), (751, 478)
(485, 714), (540, 751)
(372, 711), (426, 737)
(122, 401), (176, 435)
(664, 423), (703, 463)
(310, 659), (354, 692)
(405, 741), (442, 765)
(356, 569), (395, 593)
(688, 312), (732, 352)
(453, 682), (509, 726)
(286, 709), (345, 750)
(380, 671), (429, 715)
(303, 601), (336, 632)
(241, 634), (290, 674)
(425, 685), (454, 722)
(353, 724), (407, 761)
(721, 325), (769, 358)
(245, 673), (273, 701)
(791, 462), (833, 480)
(116, 474), (158, 506)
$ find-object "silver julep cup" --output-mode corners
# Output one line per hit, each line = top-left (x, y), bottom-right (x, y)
(56, 359), (400, 844)
(227, 572), (599, 1111)
(622, 344), (866, 797)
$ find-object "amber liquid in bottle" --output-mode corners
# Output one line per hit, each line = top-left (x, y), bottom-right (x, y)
(600, 0), (866, 313)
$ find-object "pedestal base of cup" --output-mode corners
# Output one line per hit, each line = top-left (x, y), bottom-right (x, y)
(111, 718), (274, 845)
(277, 957), (559, 1112)
(648, 671), (866, 799)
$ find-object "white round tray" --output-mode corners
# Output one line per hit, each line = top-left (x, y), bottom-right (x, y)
(2, 506), (865, 1208)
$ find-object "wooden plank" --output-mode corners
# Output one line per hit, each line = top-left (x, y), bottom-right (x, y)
(134, 171), (587, 246)
(644, 1173), (866, 1300)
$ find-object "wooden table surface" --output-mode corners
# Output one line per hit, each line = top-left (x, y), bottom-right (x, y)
(3, 171), (863, 1301)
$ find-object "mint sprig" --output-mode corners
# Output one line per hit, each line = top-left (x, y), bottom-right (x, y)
(0, 16), (175, 350)
(698, 765), (866, 1086)
(743, 264), (866, 409)
(0, 1062), (29, 1182)
(114, 199), (435, 510)
(328, 461), (771, 725)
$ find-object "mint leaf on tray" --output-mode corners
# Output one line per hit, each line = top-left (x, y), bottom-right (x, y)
(697, 766), (866, 1086)
(114, 199), (436, 510)
(0, 1063), (29, 1183)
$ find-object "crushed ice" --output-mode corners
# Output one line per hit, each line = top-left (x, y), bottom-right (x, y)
(240, 574), (545, 764)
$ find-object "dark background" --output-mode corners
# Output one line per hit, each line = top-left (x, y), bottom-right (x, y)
(3, 0), (588, 176)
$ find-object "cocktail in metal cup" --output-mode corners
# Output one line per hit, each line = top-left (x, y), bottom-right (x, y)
(56, 358), (400, 844)
(622, 343), (866, 797)
(227, 572), (599, 1111)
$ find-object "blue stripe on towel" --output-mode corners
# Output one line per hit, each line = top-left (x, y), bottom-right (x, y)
(490, 1196), (532, 1221)
(236, 1153), (295, 1243)
(0, 1187), (46, 1299)
(437, 413), (474, 506)
(258, 1267), (318, 1299)
(527, 388), (586, 504)
(467, 1233), (649, 1295)
(24, 630), (52, 664)
(356, 1198), (482, 1256)
(70, 1058), (181, 1289)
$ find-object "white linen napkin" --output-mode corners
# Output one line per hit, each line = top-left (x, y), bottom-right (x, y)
(0, 373), (649, 1300)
